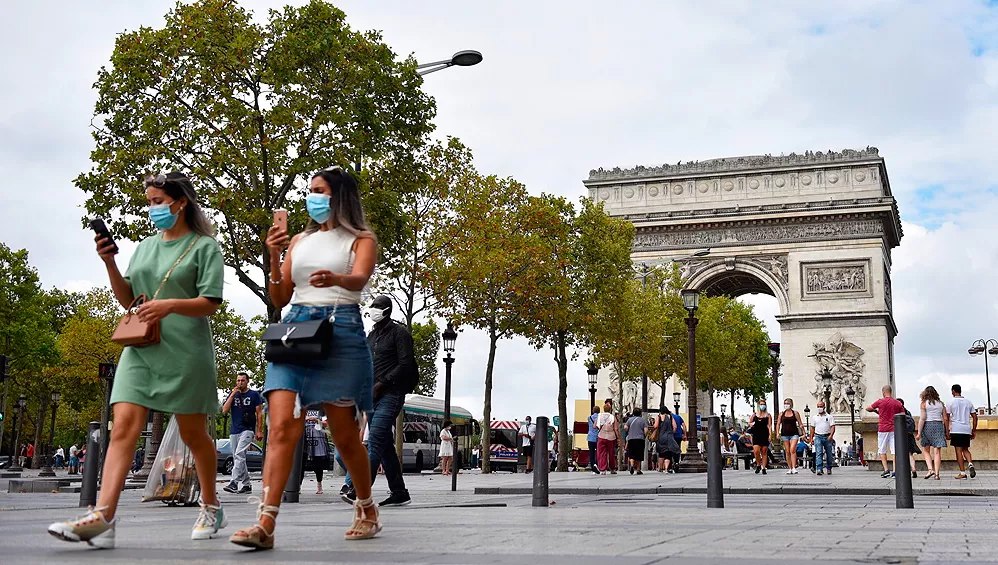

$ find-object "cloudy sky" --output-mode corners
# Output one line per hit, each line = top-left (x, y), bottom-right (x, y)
(2, 1), (997, 426)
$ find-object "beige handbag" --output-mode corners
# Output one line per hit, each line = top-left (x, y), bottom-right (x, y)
(111, 236), (200, 347)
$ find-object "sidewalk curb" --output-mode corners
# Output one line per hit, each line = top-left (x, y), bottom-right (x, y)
(474, 486), (998, 496)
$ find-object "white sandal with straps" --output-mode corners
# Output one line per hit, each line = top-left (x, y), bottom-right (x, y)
(345, 497), (382, 541)
(230, 487), (280, 550)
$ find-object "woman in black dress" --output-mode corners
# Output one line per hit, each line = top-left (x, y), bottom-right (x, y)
(748, 401), (772, 474)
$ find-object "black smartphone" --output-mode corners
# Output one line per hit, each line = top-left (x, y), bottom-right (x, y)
(89, 218), (119, 253)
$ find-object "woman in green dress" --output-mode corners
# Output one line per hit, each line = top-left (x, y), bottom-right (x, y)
(49, 172), (227, 548)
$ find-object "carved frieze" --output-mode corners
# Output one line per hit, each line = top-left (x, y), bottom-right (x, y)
(800, 260), (872, 300)
(884, 271), (893, 312)
(633, 219), (884, 251)
(589, 147), (881, 181)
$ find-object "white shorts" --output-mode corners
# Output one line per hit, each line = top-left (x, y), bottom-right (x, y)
(877, 431), (895, 454)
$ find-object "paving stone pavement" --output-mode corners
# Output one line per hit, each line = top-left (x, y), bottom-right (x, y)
(3, 466), (998, 564)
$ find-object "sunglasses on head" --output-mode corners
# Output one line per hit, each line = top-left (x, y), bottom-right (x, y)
(145, 173), (189, 187)
(322, 166), (344, 174)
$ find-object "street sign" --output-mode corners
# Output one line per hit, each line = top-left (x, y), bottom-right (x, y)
(552, 416), (560, 427)
(696, 414), (702, 430)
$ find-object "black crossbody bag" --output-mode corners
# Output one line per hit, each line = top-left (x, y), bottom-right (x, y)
(261, 289), (341, 365)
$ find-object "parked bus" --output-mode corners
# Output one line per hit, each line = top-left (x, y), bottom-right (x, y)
(402, 395), (478, 473)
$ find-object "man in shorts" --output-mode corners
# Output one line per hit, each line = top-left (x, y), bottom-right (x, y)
(519, 416), (536, 473)
(865, 384), (904, 478)
(947, 384), (977, 479)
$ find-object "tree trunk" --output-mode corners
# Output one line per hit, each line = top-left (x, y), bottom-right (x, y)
(555, 331), (569, 472)
(480, 325), (498, 474)
(617, 372), (625, 471)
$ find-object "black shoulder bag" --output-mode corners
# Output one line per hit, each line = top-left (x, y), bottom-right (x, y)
(261, 291), (340, 365)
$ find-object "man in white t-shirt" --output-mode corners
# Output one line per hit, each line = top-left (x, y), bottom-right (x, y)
(808, 401), (836, 475)
(519, 416), (537, 473)
(947, 383), (977, 479)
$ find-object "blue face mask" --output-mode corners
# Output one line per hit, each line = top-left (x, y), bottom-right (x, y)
(148, 202), (179, 230)
(306, 193), (331, 224)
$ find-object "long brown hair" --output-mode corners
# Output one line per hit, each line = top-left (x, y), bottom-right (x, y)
(146, 172), (215, 237)
(920, 386), (941, 405)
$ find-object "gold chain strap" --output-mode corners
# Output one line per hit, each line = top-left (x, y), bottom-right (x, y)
(151, 235), (201, 300)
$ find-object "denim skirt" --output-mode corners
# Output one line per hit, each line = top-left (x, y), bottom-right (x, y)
(263, 304), (373, 415)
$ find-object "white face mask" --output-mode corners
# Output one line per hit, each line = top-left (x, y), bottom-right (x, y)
(784, 404), (791, 410)
(818, 407), (826, 414)
(367, 307), (388, 324)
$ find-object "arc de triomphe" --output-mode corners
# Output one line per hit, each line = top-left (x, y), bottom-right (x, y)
(584, 148), (902, 444)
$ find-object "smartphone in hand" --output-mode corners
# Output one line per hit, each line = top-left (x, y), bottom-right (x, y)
(89, 218), (119, 253)
(273, 209), (288, 233)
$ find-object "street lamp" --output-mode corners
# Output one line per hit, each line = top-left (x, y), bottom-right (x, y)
(586, 361), (599, 410)
(803, 405), (811, 433)
(968, 339), (998, 414)
(821, 367), (833, 410)
(416, 50), (483, 76)
(720, 404), (727, 428)
(10, 394), (27, 472)
(673, 392), (681, 416)
(441, 322), (458, 491)
(845, 385), (857, 452)
(39, 391), (60, 477)
(677, 288), (706, 473)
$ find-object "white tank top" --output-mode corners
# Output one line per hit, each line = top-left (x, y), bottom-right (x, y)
(289, 227), (362, 306)
(924, 400), (944, 422)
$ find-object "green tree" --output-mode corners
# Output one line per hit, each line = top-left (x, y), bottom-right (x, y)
(425, 174), (542, 473)
(76, 0), (436, 320)
(210, 302), (266, 392)
(410, 320), (439, 396)
(692, 297), (772, 407)
(375, 138), (475, 328)
(519, 196), (634, 471)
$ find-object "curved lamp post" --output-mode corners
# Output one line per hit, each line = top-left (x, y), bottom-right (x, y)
(417, 50), (483, 76)
(968, 340), (998, 414)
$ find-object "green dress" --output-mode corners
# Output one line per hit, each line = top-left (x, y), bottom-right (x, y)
(111, 231), (225, 414)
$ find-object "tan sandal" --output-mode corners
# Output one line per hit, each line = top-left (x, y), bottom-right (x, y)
(344, 497), (382, 541)
(230, 487), (280, 550)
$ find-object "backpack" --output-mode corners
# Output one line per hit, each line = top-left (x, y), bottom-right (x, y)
(393, 322), (420, 394)
(905, 411), (915, 434)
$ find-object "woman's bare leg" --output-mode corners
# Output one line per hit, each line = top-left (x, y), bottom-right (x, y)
(324, 404), (374, 521)
(238, 391), (302, 534)
(174, 413), (219, 507)
(95, 403), (149, 520)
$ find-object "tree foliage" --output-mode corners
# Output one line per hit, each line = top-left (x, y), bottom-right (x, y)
(410, 320), (439, 397)
(424, 174), (543, 473)
(210, 302), (266, 391)
(518, 196), (634, 470)
(76, 0), (436, 319)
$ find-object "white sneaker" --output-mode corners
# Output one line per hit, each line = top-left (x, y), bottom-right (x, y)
(786, 469), (793, 474)
(48, 507), (116, 549)
(191, 503), (227, 540)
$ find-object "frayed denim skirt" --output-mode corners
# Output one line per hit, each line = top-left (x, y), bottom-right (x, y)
(263, 304), (373, 415)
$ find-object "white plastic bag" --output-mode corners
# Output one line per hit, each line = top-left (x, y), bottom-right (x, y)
(141, 416), (200, 504)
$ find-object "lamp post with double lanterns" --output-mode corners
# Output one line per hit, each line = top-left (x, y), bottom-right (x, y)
(968, 340), (998, 414)
(10, 394), (27, 472)
(677, 289), (706, 473)
(846, 385), (857, 450)
(586, 362), (599, 410)
(803, 405), (811, 435)
(441, 322), (458, 491)
(39, 391), (60, 477)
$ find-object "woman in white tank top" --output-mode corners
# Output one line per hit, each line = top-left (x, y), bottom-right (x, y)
(230, 167), (380, 548)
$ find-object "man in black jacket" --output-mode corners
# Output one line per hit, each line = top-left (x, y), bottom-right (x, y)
(342, 295), (415, 506)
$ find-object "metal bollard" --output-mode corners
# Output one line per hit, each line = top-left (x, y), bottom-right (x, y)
(706, 415), (724, 508)
(532, 416), (549, 507)
(893, 413), (914, 509)
(79, 422), (101, 508)
(451, 439), (459, 492)
(282, 422), (305, 503)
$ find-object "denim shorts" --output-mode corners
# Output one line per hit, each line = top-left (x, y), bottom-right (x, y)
(263, 304), (373, 415)
(781, 435), (800, 442)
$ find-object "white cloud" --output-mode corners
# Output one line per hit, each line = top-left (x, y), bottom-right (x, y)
(2, 0), (997, 426)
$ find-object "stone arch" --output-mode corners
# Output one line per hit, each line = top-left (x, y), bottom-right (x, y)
(685, 260), (790, 315)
